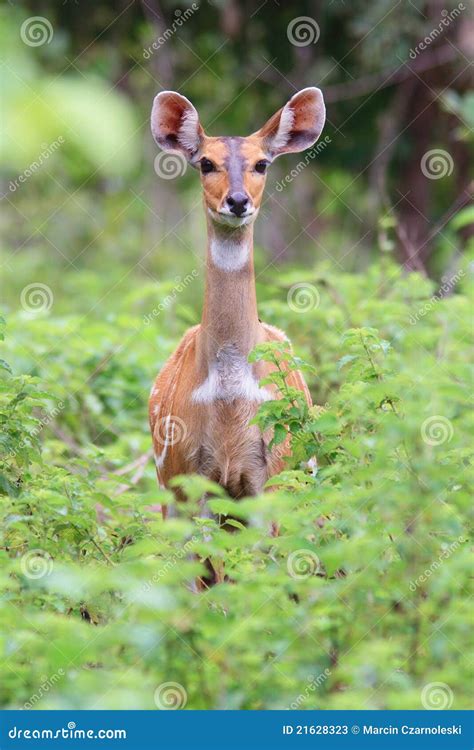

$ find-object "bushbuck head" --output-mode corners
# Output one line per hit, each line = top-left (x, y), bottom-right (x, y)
(151, 88), (326, 228)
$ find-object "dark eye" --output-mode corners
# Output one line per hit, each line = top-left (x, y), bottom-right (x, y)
(200, 158), (215, 174)
(254, 160), (268, 174)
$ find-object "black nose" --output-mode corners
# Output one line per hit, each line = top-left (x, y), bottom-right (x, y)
(226, 192), (249, 217)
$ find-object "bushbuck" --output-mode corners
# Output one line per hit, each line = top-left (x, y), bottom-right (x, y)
(149, 88), (326, 513)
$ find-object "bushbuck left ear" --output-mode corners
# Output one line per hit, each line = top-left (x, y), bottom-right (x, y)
(151, 91), (203, 162)
(256, 87), (326, 158)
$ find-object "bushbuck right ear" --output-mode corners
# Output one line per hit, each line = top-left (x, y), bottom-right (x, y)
(255, 87), (326, 158)
(151, 91), (204, 161)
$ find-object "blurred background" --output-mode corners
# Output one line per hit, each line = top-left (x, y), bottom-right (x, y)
(2, 0), (473, 312)
(1, 2), (473, 711)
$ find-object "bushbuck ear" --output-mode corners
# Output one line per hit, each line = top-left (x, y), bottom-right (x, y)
(256, 87), (326, 158)
(151, 91), (203, 161)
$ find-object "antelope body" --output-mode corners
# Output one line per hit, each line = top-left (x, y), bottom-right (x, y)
(149, 88), (326, 510)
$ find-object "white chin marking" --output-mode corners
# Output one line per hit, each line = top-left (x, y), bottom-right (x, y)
(208, 208), (256, 229)
(209, 236), (250, 272)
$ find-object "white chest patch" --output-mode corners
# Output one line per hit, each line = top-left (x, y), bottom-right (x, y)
(192, 344), (271, 404)
(209, 237), (250, 272)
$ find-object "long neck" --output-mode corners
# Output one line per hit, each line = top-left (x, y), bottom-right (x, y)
(198, 218), (260, 368)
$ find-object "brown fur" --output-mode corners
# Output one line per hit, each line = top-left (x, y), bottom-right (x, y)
(198, 137), (268, 214)
(149, 320), (310, 507)
(149, 88), (326, 511)
(149, 225), (311, 510)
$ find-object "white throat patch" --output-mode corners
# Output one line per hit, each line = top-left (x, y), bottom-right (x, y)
(192, 343), (271, 404)
(209, 236), (250, 272)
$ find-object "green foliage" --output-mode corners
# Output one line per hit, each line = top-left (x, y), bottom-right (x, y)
(0, 10), (140, 178)
(1, 0), (472, 713)
(1, 258), (472, 710)
(441, 92), (474, 142)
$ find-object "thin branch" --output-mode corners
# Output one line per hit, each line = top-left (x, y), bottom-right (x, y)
(113, 449), (153, 476)
(424, 181), (473, 248)
(323, 45), (457, 103)
(112, 450), (153, 496)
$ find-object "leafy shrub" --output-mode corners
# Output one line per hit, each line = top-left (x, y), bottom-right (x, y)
(0, 258), (472, 709)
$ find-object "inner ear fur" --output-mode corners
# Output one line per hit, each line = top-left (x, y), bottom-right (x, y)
(151, 91), (204, 161)
(256, 87), (326, 157)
